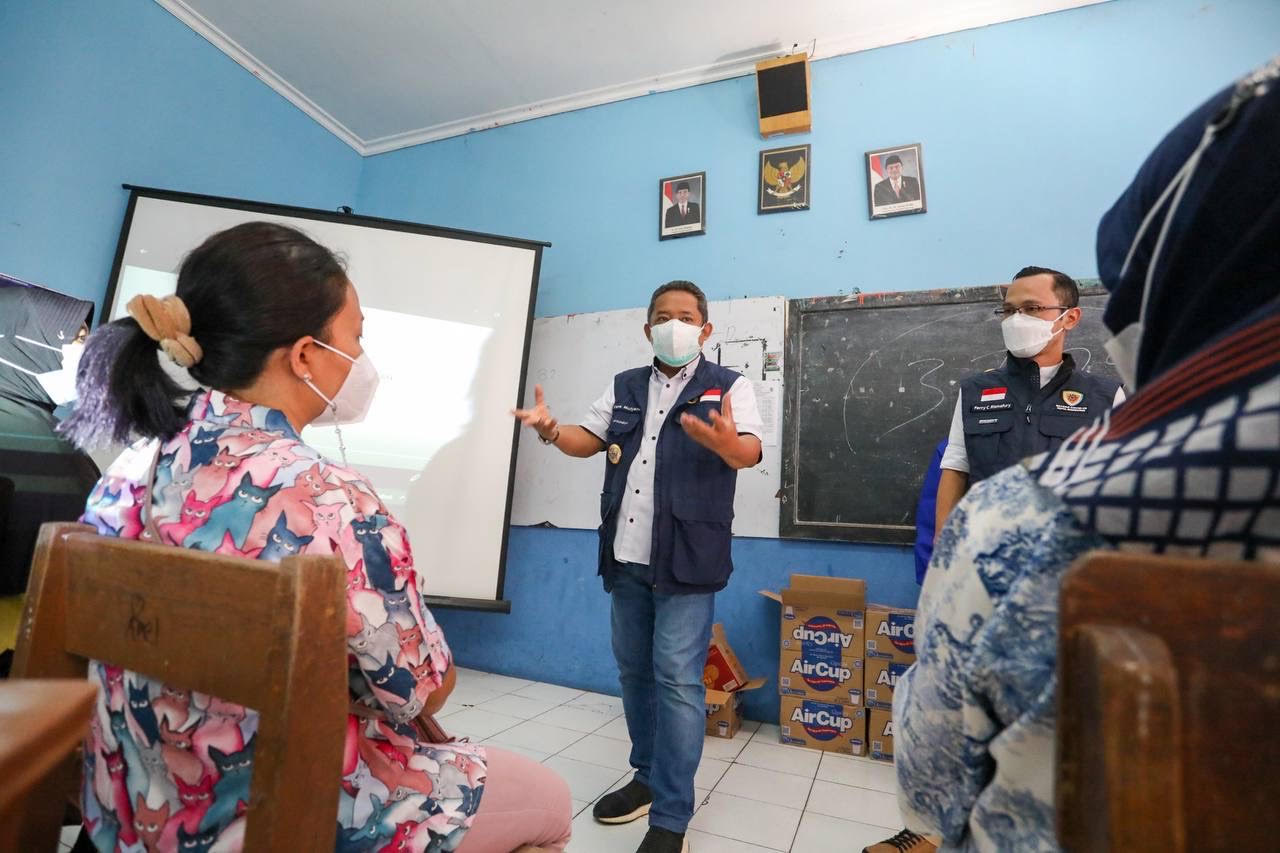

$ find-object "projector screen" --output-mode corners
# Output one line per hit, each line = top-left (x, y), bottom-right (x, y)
(103, 186), (545, 610)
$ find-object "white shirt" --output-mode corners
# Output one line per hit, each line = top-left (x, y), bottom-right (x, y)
(940, 363), (1126, 474)
(580, 355), (764, 565)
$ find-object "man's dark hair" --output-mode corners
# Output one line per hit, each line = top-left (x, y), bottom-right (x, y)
(648, 280), (708, 325)
(675, 181), (690, 192)
(884, 154), (903, 167)
(1013, 265), (1079, 308)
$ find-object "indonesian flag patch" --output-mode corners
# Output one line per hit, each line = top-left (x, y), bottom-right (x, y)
(980, 387), (1007, 402)
(700, 388), (723, 403)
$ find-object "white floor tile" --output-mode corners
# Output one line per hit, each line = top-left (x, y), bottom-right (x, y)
(595, 715), (632, 743)
(444, 682), (507, 708)
(474, 692), (563, 720)
(688, 790), (803, 851)
(804, 779), (901, 829)
(700, 728), (756, 761)
(736, 740), (822, 778)
(751, 722), (781, 744)
(436, 707), (523, 739)
(692, 756), (733, 790)
(567, 808), (648, 852)
(492, 719), (587, 753)
(817, 752), (899, 793)
(714, 762), (814, 811)
(791, 811), (895, 852)
(544, 756), (630, 803)
(464, 671), (535, 693)
(685, 828), (783, 852)
(568, 691), (625, 716)
(479, 740), (554, 763)
(534, 703), (620, 733)
(515, 681), (587, 704)
(559, 733), (635, 771)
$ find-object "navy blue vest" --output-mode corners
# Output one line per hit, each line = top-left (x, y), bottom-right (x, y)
(959, 352), (1120, 484)
(598, 358), (742, 595)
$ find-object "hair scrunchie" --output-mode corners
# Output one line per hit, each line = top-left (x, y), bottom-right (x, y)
(125, 293), (204, 368)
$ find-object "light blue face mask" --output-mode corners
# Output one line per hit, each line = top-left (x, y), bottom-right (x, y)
(650, 319), (705, 367)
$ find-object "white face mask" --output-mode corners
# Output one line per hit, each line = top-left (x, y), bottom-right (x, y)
(650, 319), (705, 367)
(36, 342), (85, 406)
(1001, 311), (1067, 359)
(304, 340), (379, 426)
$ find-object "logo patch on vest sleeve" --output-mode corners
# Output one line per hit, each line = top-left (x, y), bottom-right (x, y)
(1061, 389), (1084, 406)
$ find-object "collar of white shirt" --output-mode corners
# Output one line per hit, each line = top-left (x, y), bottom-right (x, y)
(650, 353), (701, 382)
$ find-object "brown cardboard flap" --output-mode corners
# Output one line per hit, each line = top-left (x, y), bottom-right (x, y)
(762, 575), (867, 609)
(705, 676), (767, 705)
(759, 589), (782, 604)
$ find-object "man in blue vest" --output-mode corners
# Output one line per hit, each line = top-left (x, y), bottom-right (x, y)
(513, 280), (763, 853)
(934, 266), (1125, 531)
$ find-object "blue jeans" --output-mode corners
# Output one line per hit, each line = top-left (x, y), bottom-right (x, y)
(609, 562), (715, 834)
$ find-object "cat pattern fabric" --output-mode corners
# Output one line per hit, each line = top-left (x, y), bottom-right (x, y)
(80, 389), (486, 852)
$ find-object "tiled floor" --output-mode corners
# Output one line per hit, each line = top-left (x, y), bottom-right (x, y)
(56, 666), (903, 852)
(445, 667), (903, 852)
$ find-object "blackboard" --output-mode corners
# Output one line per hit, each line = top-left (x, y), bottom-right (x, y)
(780, 283), (1118, 544)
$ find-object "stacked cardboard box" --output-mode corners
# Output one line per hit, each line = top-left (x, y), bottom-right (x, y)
(704, 623), (766, 738)
(763, 575), (868, 756)
(864, 604), (917, 762)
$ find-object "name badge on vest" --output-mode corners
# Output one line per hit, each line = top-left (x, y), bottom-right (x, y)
(607, 444), (622, 464)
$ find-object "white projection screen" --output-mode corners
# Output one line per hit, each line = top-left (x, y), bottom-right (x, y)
(103, 187), (545, 610)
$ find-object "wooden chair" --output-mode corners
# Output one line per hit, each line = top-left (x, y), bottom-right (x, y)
(1056, 551), (1280, 852)
(11, 522), (347, 852)
(0, 679), (97, 850)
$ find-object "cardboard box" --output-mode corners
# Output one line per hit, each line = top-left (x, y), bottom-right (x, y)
(778, 696), (866, 756)
(868, 707), (894, 762)
(706, 677), (767, 738)
(864, 656), (912, 711)
(779, 649), (864, 706)
(768, 575), (867, 657)
(704, 623), (750, 693)
(865, 604), (917, 663)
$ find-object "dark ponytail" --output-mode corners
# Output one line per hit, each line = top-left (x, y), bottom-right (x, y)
(62, 222), (348, 447)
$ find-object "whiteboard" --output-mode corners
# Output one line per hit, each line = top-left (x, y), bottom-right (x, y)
(101, 188), (543, 607)
(511, 297), (786, 537)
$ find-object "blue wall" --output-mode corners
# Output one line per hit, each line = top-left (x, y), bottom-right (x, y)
(0, 1), (362, 315)
(355, 0), (1280, 722)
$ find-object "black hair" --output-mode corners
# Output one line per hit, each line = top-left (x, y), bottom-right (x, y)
(675, 182), (690, 192)
(647, 280), (709, 325)
(63, 222), (348, 446)
(1012, 265), (1080, 308)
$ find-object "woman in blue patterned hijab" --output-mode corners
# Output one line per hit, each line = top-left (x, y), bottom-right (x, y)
(893, 58), (1280, 852)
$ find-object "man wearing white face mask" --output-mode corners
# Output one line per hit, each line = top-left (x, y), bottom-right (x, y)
(513, 280), (763, 853)
(934, 267), (1124, 532)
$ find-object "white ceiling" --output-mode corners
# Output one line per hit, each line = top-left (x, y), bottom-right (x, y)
(159, 0), (1108, 155)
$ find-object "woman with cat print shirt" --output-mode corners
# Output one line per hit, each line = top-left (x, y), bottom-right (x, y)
(64, 223), (572, 852)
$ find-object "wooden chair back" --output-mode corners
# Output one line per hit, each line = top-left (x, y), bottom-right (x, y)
(1056, 550), (1280, 852)
(12, 522), (348, 852)
(0, 679), (97, 850)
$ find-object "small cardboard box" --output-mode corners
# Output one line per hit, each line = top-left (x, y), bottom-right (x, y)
(761, 574), (866, 656)
(706, 677), (767, 738)
(864, 656), (912, 711)
(705, 623), (750, 693)
(868, 707), (895, 762)
(865, 604), (917, 663)
(778, 696), (867, 756)
(778, 649), (864, 706)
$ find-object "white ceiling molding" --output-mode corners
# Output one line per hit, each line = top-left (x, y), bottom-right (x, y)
(157, 0), (1110, 157)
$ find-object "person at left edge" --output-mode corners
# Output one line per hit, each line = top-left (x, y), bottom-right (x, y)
(513, 280), (764, 853)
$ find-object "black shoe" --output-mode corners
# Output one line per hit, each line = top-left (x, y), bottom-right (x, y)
(592, 778), (652, 824)
(636, 826), (689, 853)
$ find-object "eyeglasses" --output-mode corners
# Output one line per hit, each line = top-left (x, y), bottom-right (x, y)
(994, 304), (1073, 319)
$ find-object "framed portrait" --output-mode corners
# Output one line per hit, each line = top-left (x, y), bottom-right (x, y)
(659, 172), (706, 240)
(759, 145), (810, 214)
(866, 143), (926, 219)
